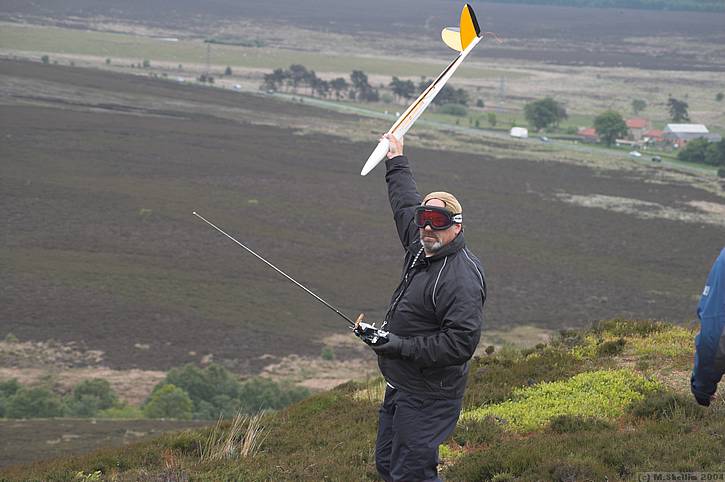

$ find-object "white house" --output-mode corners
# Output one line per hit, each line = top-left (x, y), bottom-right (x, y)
(664, 124), (721, 147)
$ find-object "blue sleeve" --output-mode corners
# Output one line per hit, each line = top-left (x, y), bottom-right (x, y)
(691, 248), (725, 401)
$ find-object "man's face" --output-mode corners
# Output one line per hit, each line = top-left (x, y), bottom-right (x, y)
(419, 198), (461, 254)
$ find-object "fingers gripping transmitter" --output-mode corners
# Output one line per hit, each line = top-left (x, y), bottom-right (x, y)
(353, 313), (390, 346)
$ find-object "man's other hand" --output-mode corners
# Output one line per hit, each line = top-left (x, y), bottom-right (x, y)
(371, 332), (403, 357)
(384, 133), (404, 159)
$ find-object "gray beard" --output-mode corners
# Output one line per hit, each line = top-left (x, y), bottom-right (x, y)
(421, 237), (442, 253)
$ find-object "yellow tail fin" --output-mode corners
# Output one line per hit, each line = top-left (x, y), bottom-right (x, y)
(441, 4), (481, 52)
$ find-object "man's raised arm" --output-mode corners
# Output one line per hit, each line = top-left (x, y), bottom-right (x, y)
(383, 134), (421, 248)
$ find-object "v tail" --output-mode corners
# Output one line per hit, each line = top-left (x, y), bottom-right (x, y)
(441, 4), (481, 52)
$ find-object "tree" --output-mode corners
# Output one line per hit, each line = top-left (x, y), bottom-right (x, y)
(438, 104), (467, 116)
(705, 140), (725, 166)
(677, 138), (709, 164)
(0, 379), (21, 417)
(667, 97), (690, 122)
(631, 99), (647, 115)
(5, 387), (65, 418)
(716, 92), (724, 102)
(237, 378), (309, 413)
(476, 99), (484, 108)
(65, 379), (118, 417)
(350, 70), (378, 102)
(224, 66), (232, 76)
(142, 59), (150, 68)
(143, 384), (193, 419)
(330, 77), (348, 100)
(389, 77), (415, 102)
(487, 112), (497, 127)
(524, 97), (568, 131)
(593, 110), (628, 146)
(41, 55), (49, 64)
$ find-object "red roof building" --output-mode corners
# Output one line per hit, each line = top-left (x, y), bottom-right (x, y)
(626, 118), (650, 141)
(643, 129), (665, 144)
(626, 118), (649, 129)
(578, 127), (598, 142)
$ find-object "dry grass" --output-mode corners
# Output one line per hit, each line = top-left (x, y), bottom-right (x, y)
(200, 411), (267, 462)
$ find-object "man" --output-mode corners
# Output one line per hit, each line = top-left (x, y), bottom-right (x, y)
(691, 247), (725, 407)
(369, 133), (486, 482)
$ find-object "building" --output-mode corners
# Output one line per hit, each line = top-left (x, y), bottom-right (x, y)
(664, 124), (721, 148)
(643, 129), (665, 144)
(510, 127), (528, 139)
(577, 127), (598, 143)
(626, 118), (650, 141)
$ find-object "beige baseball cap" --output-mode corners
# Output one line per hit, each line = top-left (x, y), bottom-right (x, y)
(422, 191), (462, 215)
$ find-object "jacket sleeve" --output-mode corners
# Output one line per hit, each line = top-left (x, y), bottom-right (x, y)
(385, 155), (421, 249)
(691, 248), (725, 403)
(400, 273), (485, 368)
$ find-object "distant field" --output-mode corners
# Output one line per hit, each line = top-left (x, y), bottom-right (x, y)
(0, 419), (208, 469)
(0, 24), (520, 80)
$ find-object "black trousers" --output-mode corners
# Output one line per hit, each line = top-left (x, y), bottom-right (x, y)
(375, 385), (463, 482)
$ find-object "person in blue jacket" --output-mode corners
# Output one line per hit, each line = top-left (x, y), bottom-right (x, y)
(691, 247), (725, 407)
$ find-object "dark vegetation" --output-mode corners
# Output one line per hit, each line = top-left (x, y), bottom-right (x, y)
(261, 63), (468, 107)
(678, 139), (725, 166)
(0, 366), (308, 421)
(523, 97), (568, 131)
(594, 110), (628, 146)
(3, 320), (723, 480)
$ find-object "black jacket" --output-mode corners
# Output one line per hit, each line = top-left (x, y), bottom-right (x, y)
(378, 155), (486, 399)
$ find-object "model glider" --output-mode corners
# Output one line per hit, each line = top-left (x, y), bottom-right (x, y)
(360, 4), (482, 176)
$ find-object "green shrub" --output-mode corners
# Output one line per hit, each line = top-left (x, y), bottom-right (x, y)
(41, 55), (49, 64)
(5, 386), (65, 418)
(463, 369), (660, 432)
(596, 337), (626, 356)
(546, 457), (610, 482)
(321, 346), (335, 361)
(150, 363), (310, 420)
(142, 384), (193, 419)
(0, 378), (22, 417)
(65, 379), (119, 417)
(4, 332), (18, 342)
(628, 390), (704, 420)
(237, 377), (309, 413)
(439, 103), (468, 116)
(453, 416), (503, 446)
(97, 405), (144, 419)
(548, 415), (612, 433)
(464, 347), (583, 408)
(592, 319), (665, 337)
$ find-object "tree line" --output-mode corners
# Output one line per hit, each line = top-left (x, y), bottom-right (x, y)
(261, 64), (469, 107)
(0, 363), (309, 420)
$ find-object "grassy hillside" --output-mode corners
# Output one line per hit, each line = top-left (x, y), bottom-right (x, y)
(3, 319), (723, 480)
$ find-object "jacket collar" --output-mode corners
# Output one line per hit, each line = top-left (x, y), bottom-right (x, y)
(406, 231), (466, 261)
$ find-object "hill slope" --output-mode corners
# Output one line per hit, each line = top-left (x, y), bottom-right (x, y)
(2, 319), (723, 480)
(2, 59), (725, 374)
